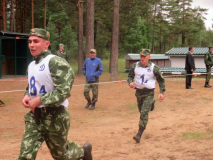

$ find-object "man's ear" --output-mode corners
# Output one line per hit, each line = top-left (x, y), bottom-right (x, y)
(45, 40), (50, 49)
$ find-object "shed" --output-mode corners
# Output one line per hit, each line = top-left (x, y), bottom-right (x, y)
(0, 31), (32, 79)
(165, 47), (209, 68)
(123, 53), (170, 72)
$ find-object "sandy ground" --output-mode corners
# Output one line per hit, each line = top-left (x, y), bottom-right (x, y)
(0, 75), (213, 160)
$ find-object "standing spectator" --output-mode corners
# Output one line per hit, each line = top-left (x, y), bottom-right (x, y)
(55, 43), (69, 62)
(83, 49), (103, 110)
(204, 47), (213, 88)
(185, 47), (195, 89)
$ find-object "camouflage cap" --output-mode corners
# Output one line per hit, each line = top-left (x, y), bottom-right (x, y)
(140, 49), (150, 56)
(59, 43), (64, 47)
(30, 28), (50, 41)
(90, 49), (96, 53)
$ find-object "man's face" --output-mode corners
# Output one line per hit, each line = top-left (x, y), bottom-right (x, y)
(191, 48), (194, 53)
(210, 48), (213, 52)
(28, 36), (48, 57)
(90, 52), (96, 58)
(140, 55), (150, 66)
(59, 46), (64, 51)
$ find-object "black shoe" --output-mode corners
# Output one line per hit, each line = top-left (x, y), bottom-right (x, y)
(204, 82), (211, 88)
(150, 100), (155, 111)
(85, 101), (91, 108)
(89, 102), (95, 110)
(186, 86), (194, 89)
(82, 142), (92, 160)
(133, 126), (144, 143)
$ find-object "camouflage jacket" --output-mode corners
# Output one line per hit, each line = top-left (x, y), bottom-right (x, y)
(127, 61), (166, 94)
(55, 50), (69, 63)
(24, 50), (75, 107)
(204, 51), (213, 67)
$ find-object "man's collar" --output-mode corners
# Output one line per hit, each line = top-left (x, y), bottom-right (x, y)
(138, 61), (151, 67)
(33, 50), (51, 64)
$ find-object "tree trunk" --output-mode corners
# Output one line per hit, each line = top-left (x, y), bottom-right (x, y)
(78, 0), (84, 74)
(21, 0), (24, 32)
(182, 0), (185, 46)
(110, 0), (120, 81)
(152, 4), (157, 53)
(16, 0), (19, 32)
(0, 0), (2, 30)
(24, 0), (27, 33)
(86, 0), (94, 58)
(31, 0), (34, 29)
(44, 0), (46, 29)
(10, 0), (15, 32)
(94, 19), (97, 50)
(2, 0), (6, 31)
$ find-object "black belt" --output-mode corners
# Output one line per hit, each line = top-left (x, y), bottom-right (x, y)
(34, 105), (65, 125)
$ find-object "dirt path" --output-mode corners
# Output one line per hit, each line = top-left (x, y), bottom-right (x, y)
(0, 77), (213, 160)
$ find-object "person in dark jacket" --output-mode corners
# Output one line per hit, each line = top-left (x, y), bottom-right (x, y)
(83, 49), (103, 110)
(185, 47), (195, 89)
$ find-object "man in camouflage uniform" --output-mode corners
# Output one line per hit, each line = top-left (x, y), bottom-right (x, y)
(17, 28), (92, 160)
(83, 49), (103, 110)
(55, 43), (69, 62)
(127, 49), (165, 143)
(204, 47), (213, 88)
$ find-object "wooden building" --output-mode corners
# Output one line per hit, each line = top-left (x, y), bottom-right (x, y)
(123, 53), (170, 72)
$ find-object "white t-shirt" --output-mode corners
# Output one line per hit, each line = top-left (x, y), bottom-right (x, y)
(28, 54), (68, 108)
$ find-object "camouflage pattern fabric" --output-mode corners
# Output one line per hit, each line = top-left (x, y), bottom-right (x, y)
(84, 81), (99, 103)
(17, 109), (84, 160)
(30, 28), (50, 41)
(55, 50), (69, 63)
(135, 89), (154, 129)
(205, 66), (212, 83)
(127, 61), (166, 94)
(24, 50), (74, 107)
(204, 51), (213, 67)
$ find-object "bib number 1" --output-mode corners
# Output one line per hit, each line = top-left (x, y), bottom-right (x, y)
(141, 74), (148, 84)
(30, 76), (47, 96)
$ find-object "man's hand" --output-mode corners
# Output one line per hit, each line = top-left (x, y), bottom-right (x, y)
(29, 96), (41, 113)
(22, 95), (31, 108)
(130, 82), (135, 89)
(158, 94), (164, 100)
(191, 69), (193, 72)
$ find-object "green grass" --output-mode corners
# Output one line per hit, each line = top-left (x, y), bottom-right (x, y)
(202, 97), (212, 101)
(207, 130), (213, 134)
(69, 58), (126, 74)
(176, 101), (181, 104)
(1, 98), (12, 103)
(126, 104), (138, 109)
(182, 132), (208, 140)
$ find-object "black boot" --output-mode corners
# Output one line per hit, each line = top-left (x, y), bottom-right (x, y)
(85, 100), (92, 108)
(82, 142), (92, 160)
(133, 126), (144, 143)
(89, 102), (95, 110)
(204, 82), (211, 88)
(150, 100), (155, 111)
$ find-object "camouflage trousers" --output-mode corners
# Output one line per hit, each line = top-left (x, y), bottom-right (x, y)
(135, 88), (154, 129)
(205, 66), (212, 83)
(17, 108), (84, 160)
(84, 81), (99, 103)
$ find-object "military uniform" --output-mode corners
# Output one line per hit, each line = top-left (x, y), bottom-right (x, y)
(17, 29), (92, 160)
(127, 49), (165, 143)
(83, 49), (103, 110)
(204, 50), (213, 87)
(55, 43), (69, 63)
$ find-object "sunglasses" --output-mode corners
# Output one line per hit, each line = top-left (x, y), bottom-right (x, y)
(90, 52), (95, 54)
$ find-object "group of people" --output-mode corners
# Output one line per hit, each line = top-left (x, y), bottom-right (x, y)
(17, 28), (165, 159)
(185, 47), (213, 89)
